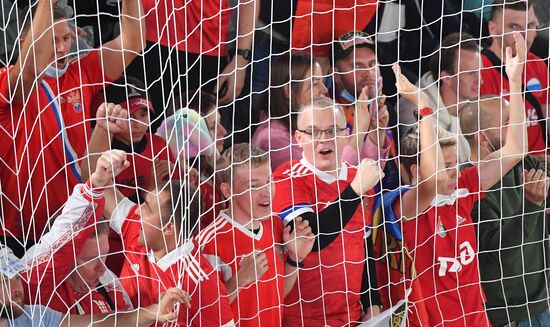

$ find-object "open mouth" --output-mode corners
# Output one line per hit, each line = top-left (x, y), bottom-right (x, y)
(55, 57), (68, 68)
(319, 148), (333, 156)
(257, 201), (270, 208)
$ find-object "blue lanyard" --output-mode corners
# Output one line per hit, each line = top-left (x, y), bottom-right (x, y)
(40, 81), (82, 182)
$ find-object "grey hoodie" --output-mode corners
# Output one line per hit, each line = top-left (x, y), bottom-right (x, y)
(398, 71), (471, 163)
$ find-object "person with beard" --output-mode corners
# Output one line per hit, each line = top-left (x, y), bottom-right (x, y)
(330, 31), (398, 190)
(461, 96), (550, 326)
(481, 0), (549, 159)
(0, 247), (190, 326)
(0, 0), (145, 256)
(398, 32), (481, 164)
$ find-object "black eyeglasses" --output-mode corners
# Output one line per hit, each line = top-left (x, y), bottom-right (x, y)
(297, 127), (348, 139)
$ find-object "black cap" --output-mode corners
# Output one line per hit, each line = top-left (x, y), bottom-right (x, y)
(332, 31), (376, 63)
(103, 76), (154, 114)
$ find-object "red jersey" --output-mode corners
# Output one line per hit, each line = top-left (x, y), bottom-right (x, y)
(198, 210), (285, 327)
(272, 158), (373, 326)
(107, 134), (175, 275)
(142, 0), (230, 56)
(110, 198), (235, 326)
(114, 134), (174, 198)
(480, 51), (549, 155)
(23, 181), (132, 315)
(0, 50), (111, 241)
(292, 0), (378, 57)
(198, 174), (226, 228)
(397, 166), (490, 326)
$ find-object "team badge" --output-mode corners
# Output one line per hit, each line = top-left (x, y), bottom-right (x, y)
(67, 91), (82, 113)
(436, 217), (447, 237)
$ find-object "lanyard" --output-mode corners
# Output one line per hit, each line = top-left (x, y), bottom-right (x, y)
(39, 81), (82, 182)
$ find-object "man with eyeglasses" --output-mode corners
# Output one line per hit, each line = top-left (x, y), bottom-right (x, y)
(272, 96), (385, 325)
(331, 31), (399, 191)
(481, 0), (549, 160)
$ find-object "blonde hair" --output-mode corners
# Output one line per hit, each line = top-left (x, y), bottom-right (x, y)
(216, 143), (269, 185)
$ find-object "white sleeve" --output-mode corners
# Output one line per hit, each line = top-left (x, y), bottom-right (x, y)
(109, 198), (136, 235)
(202, 254), (233, 282)
(22, 182), (103, 268)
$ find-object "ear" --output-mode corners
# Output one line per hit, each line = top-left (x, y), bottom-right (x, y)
(220, 182), (232, 199)
(410, 164), (419, 183)
(487, 19), (497, 37)
(294, 130), (305, 149)
(163, 222), (175, 237)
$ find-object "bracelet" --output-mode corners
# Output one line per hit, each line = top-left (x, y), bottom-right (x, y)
(417, 107), (433, 117)
(286, 257), (304, 269)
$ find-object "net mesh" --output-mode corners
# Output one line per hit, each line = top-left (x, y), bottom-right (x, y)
(0, 0), (548, 325)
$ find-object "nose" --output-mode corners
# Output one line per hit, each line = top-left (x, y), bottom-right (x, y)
(95, 259), (107, 274)
(218, 124), (227, 138)
(318, 82), (328, 97)
(57, 40), (69, 54)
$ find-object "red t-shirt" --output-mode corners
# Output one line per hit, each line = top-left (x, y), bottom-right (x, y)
(107, 134), (174, 276)
(110, 198), (235, 326)
(114, 134), (174, 199)
(272, 158), (373, 326)
(480, 51), (549, 155)
(23, 182), (132, 315)
(0, 50), (110, 241)
(142, 0), (231, 56)
(398, 166), (490, 327)
(198, 210), (285, 327)
(198, 174), (226, 228)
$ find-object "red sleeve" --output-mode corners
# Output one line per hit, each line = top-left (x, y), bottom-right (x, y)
(0, 66), (13, 109)
(78, 50), (116, 93)
(272, 162), (315, 225)
(458, 165), (484, 205)
(109, 198), (142, 249)
(480, 55), (502, 96)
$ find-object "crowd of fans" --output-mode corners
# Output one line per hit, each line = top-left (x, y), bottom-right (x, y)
(0, 0), (548, 326)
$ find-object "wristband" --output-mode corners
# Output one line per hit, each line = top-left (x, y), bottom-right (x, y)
(286, 257), (304, 269)
(417, 107), (433, 117)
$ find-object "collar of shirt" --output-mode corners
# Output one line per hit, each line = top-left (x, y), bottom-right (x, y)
(151, 240), (195, 272)
(430, 188), (470, 207)
(299, 157), (348, 184)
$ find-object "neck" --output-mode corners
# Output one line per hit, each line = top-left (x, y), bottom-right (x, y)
(153, 239), (176, 260)
(468, 145), (489, 163)
(227, 207), (261, 230)
(488, 40), (503, 62)
(67, 274), (89, 294)
(439, 84), (463, 116)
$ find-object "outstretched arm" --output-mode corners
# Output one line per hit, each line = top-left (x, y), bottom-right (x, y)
(478, 32), (528, 191)
(100, 0), (145, 81)
(9, 0), (58, 103)
(392, 64), (447, 220)
(81, 102), (129, 219)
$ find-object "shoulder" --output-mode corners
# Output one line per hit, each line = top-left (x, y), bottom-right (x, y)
(273, 160), (311, 180)
(458, 165), (479, 187)
(196, 214), (232, 250)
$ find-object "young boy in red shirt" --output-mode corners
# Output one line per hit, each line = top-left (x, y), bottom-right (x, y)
(378, 33), (528, 326)
(197, 144), (314, 326)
